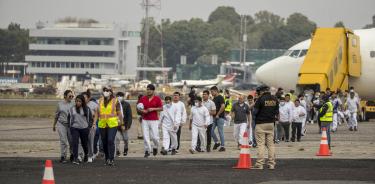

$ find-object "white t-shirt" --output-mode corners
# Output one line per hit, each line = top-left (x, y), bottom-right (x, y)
(202, 99), (216, 125)
(160, 104), (181, 130)
(292, 106), (307, 123)
(190, 105), (210, 127)
(279, 103), (293, 123)
(173, 101), (187, 125)
(346, 97), (359, 113)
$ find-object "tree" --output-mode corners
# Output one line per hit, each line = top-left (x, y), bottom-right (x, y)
(208, 6), (241, 26)
(363, 15), (375, 29)
(254, 11), (284, 28)
(204, 37), (231, 63)
(334, 21), (345, 28)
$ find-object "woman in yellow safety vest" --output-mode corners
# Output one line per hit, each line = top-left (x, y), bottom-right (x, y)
(97, 87), (123, 166)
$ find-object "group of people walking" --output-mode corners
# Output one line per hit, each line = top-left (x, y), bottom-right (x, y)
(53, 83), (361, 169)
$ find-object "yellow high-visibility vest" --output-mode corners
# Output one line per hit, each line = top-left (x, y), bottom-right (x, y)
(224, 97), (232, 112)
(320, 101), (333, 122)
(98, 97), (119, 128)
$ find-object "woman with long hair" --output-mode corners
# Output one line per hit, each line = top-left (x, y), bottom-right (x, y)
(68, 94), (93, 165)
(53, 89), (74, 163)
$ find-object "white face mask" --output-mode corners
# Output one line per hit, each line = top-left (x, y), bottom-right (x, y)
(195, 102), (199, 107)
(103, 91), (110, 97)
(118, 97), (123, 101)
(280, 102), (285, 106)
(166, 103), (172, 108)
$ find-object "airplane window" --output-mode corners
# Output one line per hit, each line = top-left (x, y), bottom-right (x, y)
(283, 50), (292, 56)
(289, 50), (301, 58)
(299, 50), (308, 57)
(370, 51), (375, 58)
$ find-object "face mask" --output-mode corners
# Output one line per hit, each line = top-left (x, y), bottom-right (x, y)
(103, 91), (110, 97)
(280, 102), (285, 106)
(117, 97), (123, 101)
(166, 103), (172, 108)
(195, 102), (199, 106)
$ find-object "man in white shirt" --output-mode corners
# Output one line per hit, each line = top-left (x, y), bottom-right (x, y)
(189, 96), (210, 154)
(330, 92), (343, 132)
(278, 97), (293, 142)
(160, 96), (180, 155)
(298, 94), (308, 136)
(346, 92), (360, 131)
(291, 100), (306, 142)
(198, 90), (216, 152)
(172, 92), (187, 151)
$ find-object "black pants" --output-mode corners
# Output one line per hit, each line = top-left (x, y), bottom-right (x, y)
(176, 126), (182, 150)
(291, 122), (302, 141)
(71, 127), (89, 159)
(281, 122), (290, 141)
(99, 127), (117, 161)
(197, 124), (213, 149)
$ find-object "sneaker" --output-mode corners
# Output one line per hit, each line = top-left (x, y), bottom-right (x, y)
(213, 143), (220, 150)
(268, 165), (275, 170)
(104, 159), (109, 165)
(285, 139), (290, 142)
(108, 160), (115, 166)
(69, 154), (74, 162)
(171, 149), (177, 155)
(116, 150), (120, 157)
(83, 155), (88, 163)
(88, 157), (93, 163)
(218, 147), (226, 152)
(196, 147), (202, 152)
(123, 149), (128, 156)
(349, 127), (353, 131)
(275, 139), (280, 144)
(291, 139), (295, 142)
(137, 136), (143, 140)
(59, 156), (67, 163)
(144, 151), (150, 158)
(153, 148), (158, 156)
(354, 126), (358, 131)
(189, 149), (195, 154)
(161, 150), (168, 155)
(252, 165), (263, 170)
(206, 146), (211, 152)
(72, 158), (80, 165)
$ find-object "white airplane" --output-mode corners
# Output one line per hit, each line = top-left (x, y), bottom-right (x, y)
(255, 28), (375, 100)
(169, 75), (225, 88)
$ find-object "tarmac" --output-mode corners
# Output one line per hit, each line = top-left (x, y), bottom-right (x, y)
(0, 117), (375, 183)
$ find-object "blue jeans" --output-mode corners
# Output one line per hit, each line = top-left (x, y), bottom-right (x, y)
(321, 123), (331, 148)
(99, 127), (117, 161)
(211, 118), (225, 147)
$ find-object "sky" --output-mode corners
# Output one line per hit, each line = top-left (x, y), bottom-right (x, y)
(0, 0), (374, 30)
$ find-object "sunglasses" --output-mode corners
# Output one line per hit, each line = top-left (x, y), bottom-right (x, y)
(68, 95), (74, 98)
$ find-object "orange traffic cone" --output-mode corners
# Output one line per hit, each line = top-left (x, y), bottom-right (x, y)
(42, 160), (55, 184)
(316, 127), (332, 156)
(233, 132), (252, 169)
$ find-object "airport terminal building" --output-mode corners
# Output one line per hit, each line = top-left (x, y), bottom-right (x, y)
(25, 22), (140, 81)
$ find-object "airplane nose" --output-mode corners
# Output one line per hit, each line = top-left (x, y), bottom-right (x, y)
(255, 56), (303, 90)
(255, 59), (279, 85)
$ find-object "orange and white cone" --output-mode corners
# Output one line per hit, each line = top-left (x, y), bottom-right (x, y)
(233, 132), (252, 169)
(42, 160), (55, 184)
(316, 127), (332, 156)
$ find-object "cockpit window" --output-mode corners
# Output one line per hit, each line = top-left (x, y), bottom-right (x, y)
(289, 50), (301, 58)
(283, 50), (292, 56)
(299, 49), (308, 57)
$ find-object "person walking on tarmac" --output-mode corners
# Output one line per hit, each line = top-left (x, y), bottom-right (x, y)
(224, 89), (233, 126)
(97, 87), (123, 166)
(253, 85), (279, 170)
(115, 92), (133, 157)
(53, 90), (74, 163)
(318, 95), (333, 149)
(138, 84), (163, 158)
(68, 95), (93, 165)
